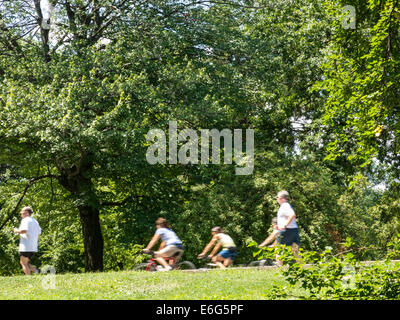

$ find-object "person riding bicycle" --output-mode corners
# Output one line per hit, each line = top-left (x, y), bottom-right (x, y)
(197, 227), (237, 269)
(259, 217), (279, 248)
(143, 217), (184, 271)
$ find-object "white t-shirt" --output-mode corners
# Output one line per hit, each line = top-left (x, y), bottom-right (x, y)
(217, 233), (236, 249)
(155, 228), (182, 246)
(277, 202), (298, 229)
(18, 216), (42, 252)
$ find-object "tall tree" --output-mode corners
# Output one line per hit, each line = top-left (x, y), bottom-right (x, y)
(1, 0), (288, 271)
(0, 0), (193, 271)
(318, 0), (400, 185)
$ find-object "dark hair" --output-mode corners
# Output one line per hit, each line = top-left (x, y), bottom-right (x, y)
(156, 217), (170, 228)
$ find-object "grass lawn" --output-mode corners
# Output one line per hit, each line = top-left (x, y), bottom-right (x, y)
(0, 268), (304, 300)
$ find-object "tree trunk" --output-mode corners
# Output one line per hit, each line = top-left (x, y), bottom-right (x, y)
(58, 165), (104, 272)
(78, 205), (104, 272)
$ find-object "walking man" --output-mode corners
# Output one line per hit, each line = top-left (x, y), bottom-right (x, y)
(275, 190), (301, 265)
(13, 206), (42, 275)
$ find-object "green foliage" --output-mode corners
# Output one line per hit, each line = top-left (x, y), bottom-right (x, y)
(250, 236), (400, 299)
(0, 0), (398, 277)
(317, 0), (400, 182)
(0, 230), (20, 276)
(180, 151), (352, 265)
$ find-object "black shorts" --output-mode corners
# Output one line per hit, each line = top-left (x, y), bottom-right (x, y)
(277, 228), (300, 246)
(19, 252), (35, 259)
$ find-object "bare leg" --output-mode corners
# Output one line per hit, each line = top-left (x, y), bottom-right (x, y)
(154, 251), (172, 269)
(155, 257), (170, 268)
(28, 264), (38, 274)
(275, 244), (300, 266)
(223, 258), (233, 268)
(291, 243), (301, 263)
(212, 255), (226, 269)
(20, 256), (31, 275)
(275, 255), (283, 267)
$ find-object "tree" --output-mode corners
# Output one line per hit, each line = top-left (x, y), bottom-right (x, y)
(2, 0), (293, 271)
(317, 0), (400, 185)
(0, 0), (199, 271)
(2, 0), (389, 274)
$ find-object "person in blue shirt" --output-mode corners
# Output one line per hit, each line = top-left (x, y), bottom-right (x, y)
(143, 217), (184, 271)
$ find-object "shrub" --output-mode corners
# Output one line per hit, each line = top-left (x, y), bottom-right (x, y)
(249, 236), (400, 299)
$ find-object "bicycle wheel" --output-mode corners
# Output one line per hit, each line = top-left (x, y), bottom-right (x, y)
(247, 260), (262, 267)
(133, 263), (157, 271)
(260, 259), (274, 266)
(206, 262), (218, 268)
(249, 259), (273, 267)
(176, 261), (196, 270)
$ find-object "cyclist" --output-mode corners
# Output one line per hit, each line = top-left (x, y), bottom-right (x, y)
(197, 227), (237, 269)
(259, 217), (279, 248)
(143, 217), (184, 271)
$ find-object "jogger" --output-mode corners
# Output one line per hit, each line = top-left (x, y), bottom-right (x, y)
(13, 206), (42, 275)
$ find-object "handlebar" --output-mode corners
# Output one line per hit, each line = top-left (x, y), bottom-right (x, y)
(197, 255), (212, 260)
(142, 249), (155, 256)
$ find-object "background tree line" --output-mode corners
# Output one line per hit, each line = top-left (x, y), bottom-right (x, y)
(0, 0), (399, 275)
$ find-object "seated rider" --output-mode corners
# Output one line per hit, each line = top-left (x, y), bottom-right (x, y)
(197, 226), (237, 269)
(143, 217), (184, 271)
(259, 217), (280, 248)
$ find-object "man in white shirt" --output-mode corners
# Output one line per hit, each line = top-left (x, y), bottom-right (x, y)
(276, 190), (300, 265)
(13, 206), (42, 275)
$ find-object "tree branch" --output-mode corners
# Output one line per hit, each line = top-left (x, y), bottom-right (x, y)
(0, 174), (60, 231)
(100, 195), (145, 207)
(33, 0), (51, 62)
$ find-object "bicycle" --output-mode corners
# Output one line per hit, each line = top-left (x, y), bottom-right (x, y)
(133, 250), (196, 271)
(247, 259), (274, 267)
(247, 245), (277, 267)
(196, 256), (218, 270)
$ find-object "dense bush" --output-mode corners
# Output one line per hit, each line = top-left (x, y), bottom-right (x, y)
(249, 236), (400, 300)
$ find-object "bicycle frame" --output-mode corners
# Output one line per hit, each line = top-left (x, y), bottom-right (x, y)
(197, 256), (218, 269)
(144, 256), (178, 271)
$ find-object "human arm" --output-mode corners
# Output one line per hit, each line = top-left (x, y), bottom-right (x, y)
(13, 228), (27, 235)
(198, 235), (218, 258)
(14, 219), (28, 235)
(280, 212), (296, 230)
(158, 241), (166, 251)
(259, 229), (280, 247)
(209, 242), (222, 257)
(143, 234), (161, 253)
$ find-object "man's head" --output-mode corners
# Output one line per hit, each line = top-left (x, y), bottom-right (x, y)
(276, 190), (289, 205)
(20, 206), (33, 218)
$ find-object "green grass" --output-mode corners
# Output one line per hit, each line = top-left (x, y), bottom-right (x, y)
(0, 268), (303, 300)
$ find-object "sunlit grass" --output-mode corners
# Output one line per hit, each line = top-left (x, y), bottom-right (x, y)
(0, 268), (304, 300)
